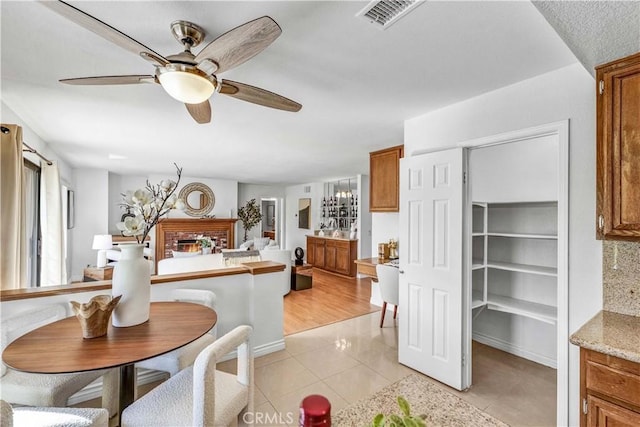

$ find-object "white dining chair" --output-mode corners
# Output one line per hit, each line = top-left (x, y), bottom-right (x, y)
(1, 399), (109, 427)
(0, 305), (117, 416)
(135, 289), (218, 377)
(376, 264), (399, 328)
(122, 325), (253, 427)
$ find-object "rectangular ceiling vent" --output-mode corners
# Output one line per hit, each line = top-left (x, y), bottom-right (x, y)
(356, 0), (425, 30)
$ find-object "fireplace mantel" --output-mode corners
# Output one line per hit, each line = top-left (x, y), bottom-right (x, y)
(155, 218), (238, 268)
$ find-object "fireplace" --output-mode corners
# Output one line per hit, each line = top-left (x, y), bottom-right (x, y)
(155, 218), (238, 269)
(176, 239), (201, 253)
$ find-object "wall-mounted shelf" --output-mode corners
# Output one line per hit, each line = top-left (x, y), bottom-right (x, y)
(486, 261), (557, 277)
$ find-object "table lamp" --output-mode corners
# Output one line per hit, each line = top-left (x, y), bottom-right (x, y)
(92, 234), (113, 268)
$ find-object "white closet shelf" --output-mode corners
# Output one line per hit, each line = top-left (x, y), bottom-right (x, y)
(472, 232), (485, 237)
(486, 232), (557, 239)
(486, 293), (557, 324)
(472, 259), (485, 270)
(472, 290), (484, 309)
(486, 261), (557, 277)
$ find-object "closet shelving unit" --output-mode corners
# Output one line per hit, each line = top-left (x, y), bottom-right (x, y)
(471, 201), (558, 325)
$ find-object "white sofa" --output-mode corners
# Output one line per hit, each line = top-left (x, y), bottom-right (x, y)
(157, 249), (291, 296)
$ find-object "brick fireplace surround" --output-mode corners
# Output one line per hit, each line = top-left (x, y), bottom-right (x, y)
(155, 218), (238, 269)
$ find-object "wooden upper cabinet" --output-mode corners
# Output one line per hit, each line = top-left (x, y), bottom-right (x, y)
(370, 145), (404, 212)
(596, 52), (640, 240)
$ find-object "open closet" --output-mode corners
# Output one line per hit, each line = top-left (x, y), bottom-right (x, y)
(398, 122), (568, 423)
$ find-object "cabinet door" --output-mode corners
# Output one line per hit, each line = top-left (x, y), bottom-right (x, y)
(306, 238), (315, 265)
(325, 241), (337, 271)
(587, 395), (640, 427)
(334, 242), (351, 275)
(597, 52), (640, 240)
(314, 240), (325, 268)
(370, 145), (404, 212)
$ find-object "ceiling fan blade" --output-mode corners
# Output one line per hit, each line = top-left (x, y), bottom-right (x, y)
(220, 80), (302, 112)
(185, 101), (212, 124)
(40, 1), (168, 66)
(195, 16), (281, 74)
(60, 75), (156, 85)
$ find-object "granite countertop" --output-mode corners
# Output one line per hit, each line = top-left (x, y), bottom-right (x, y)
(570, 310), (640, 363)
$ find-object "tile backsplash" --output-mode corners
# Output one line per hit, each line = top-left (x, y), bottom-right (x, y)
(603, 240), (640, 316)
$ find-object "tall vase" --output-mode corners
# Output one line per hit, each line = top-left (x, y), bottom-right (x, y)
(111, 243), (150, 327)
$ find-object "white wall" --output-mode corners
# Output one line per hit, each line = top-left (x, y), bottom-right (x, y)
(71, 169), (109, 281)
(371, 213), (400, 258)
(357, 174), (372, 259)
(146, 174), (238, 221)
(108, 172), (147, 235)
(285, 183), (323, 256)
(404, 63), (601, 427)
(237, 183), (286, 247)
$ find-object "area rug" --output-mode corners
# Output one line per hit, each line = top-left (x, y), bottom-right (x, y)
(333, 373), (508, 427)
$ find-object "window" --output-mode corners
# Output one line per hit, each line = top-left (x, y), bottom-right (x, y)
(23, 159), (40, 287)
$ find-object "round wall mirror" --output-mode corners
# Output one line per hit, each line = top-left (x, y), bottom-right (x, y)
(178, 182), (215, 217)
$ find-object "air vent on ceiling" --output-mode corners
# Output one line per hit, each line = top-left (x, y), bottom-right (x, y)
(356, 0), (425, 30)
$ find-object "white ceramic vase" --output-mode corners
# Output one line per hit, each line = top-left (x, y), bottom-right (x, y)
(111, 243), (150, 327)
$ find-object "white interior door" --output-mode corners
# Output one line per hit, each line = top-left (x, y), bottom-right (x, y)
(398, 147), (468, 391)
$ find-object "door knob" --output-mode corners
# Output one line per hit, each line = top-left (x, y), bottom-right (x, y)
(399, 270), (405, 274)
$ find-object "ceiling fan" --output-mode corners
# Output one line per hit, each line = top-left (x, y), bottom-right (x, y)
(41, 1), (302, 124)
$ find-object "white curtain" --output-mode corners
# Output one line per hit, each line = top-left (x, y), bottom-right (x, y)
(40, 161), (67, 285)
(0, 124), (27, 289)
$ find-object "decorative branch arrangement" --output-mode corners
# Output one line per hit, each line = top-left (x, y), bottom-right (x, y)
(117, 164), (184, 243)
(237, 198), (262, 242)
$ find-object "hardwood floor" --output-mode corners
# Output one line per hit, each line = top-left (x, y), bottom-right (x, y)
(283, 268), (379, 335)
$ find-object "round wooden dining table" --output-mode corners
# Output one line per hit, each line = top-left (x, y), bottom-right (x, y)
(2, 301), (217, 424)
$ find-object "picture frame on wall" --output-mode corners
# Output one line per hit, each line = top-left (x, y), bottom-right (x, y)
(298, 198), (311, 229)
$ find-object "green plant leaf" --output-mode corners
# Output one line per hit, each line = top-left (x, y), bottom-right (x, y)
(371, 414), (385, 427)
(403, 417), (419, 427)
(398, 396), (411, 417)
(389, 414), (404, 426)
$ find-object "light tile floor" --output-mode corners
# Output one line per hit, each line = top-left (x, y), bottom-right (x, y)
(218, 312), (557, 427)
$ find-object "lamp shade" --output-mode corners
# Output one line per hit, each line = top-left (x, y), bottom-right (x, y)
(157, 70), (215, 104)
(92, 234), (113, 250)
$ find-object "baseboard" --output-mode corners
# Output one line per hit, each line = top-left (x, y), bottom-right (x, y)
(218, 339), (286, 362)
(67, 369), (167, 406)
(472, 332), (557, 369)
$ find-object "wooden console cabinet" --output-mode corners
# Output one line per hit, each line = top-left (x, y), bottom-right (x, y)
(306, 236), (357, 277)
(580, 348), (640, 426)
(370, 145), (403, 212)
(596, 51), (640, 240)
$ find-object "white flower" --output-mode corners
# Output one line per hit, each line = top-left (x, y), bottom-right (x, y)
(122, 190), (135, 205)
(161, 180), (176, 192)
(116, 216), (145, 236)
(132, 189), (152, 206)
(165, 194), (178, 208)
(175, 198), (186, 211)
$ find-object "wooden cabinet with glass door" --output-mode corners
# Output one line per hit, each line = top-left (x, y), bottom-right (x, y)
(596, 51), (640, 240)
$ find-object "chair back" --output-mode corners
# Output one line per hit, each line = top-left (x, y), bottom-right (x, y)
(192, 325), (253, 427)
(376, 264), (400, 306)
(170, 289), (217, 339)
(1, 305), (67, 377)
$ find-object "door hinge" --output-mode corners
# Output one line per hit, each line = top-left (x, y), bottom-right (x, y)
(598, 214), (605, 231)
(462, 354), (466, 367)
(463, 172), (467, 184)
(582, 398), (588, 415)
(599, 80), (604, 95)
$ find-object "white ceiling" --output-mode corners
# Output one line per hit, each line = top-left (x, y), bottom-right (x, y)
(1, 1), (579, 185)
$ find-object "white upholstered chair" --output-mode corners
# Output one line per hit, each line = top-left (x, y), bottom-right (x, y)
(135, 289), (218, 376)
(1, 399), (109, 427)
(376, 264), (399, 328)
(0, 305), (117, 415)
(122, 325), (254, 427)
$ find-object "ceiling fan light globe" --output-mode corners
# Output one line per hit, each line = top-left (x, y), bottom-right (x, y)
(158, 70), (215, 104)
